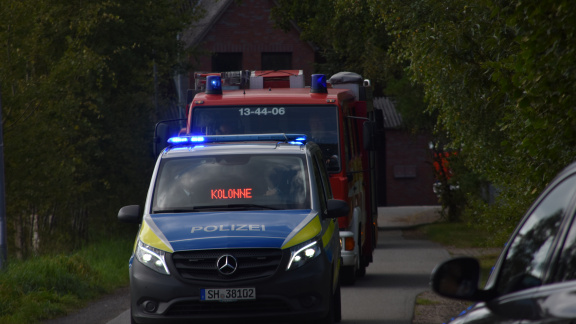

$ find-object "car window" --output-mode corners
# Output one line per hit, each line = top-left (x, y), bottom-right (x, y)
(314, 149), (333, 199)
(311, 154), (328, 214)
(552, 176), (576, 282)
(496, 174), (576, 295)
(152, 154), (310, 211)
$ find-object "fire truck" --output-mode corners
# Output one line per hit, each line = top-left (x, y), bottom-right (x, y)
(155, 70), (379, 284)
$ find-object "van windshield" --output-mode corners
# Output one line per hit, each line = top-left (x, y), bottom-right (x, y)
(152, 154), (309, 213)
(190, 105), (340, 171)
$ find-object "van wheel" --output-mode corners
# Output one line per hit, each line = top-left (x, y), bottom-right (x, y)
(320, 283), (336, 324)
(334, 281), (342, 323)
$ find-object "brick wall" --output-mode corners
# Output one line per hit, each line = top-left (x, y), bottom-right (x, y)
(193, 0), (315, 80)
(383, 130), (439, 206)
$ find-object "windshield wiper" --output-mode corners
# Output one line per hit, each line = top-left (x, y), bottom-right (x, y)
(152, 208), (201, 213)
(224, 204), (279, 210)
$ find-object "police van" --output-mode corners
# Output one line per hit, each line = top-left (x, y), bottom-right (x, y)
(118, 133), (348, 324)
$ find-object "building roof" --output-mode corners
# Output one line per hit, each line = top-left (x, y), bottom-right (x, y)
(374, 97), (403, 129)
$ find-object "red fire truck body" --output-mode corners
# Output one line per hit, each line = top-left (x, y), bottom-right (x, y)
(183, 70), (378, 283)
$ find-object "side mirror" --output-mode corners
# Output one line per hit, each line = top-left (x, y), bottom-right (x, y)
(430, 257), (484, 301)
(326, 199), (349, 218)
(118, 205), (141, 224)
(153, 119), (186, 156)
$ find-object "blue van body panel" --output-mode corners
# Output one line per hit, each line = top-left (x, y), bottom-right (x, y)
(149, 210), (315, 251)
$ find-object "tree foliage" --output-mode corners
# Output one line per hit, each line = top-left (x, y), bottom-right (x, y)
(381, 0), (576, 239)
(273, 0), (576, 239)
(0, 0), (199, 257)
(271, 0), (398, 88)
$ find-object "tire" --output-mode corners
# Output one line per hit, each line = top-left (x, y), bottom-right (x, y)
(334, 281), (342, 323)
(357, 255), (367, 278)
(341, 265), (356, 285)
(299, 273), (338, 324)
(320, 282), (336, 324)
(356, 230), (367, 278)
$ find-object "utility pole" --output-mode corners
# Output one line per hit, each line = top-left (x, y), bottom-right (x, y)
(0, 85), (7, 269)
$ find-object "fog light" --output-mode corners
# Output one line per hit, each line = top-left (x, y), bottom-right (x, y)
(143, 300), (158, 313)
(299, 295), (318, 308)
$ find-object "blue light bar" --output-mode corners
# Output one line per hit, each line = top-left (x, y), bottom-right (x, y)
(167, 134), (307, 145)
(205, 75), (222, 95)
(311, 74), (327, 94)
(167, 136), (205, 144)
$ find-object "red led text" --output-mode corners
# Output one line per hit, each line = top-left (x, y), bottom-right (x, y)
(211, 188), (253, 199)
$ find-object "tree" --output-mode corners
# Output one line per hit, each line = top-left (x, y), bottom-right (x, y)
(271, 0), (398, 88)
(380, 0), (576, 239)
(0, 0), (200, 257)
(272, 0), (576, 239)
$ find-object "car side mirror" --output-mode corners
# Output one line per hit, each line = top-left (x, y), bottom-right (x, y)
(431, 257), (485, 301)
(118, 205), (141, 223)
(326, 199), (349, 218)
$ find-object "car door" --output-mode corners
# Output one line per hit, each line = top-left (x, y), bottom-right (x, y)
(310, 148), (340, 269)
(483, 172), (576, 323)
(523, 187), (576, 324)
(450, 171), (576, 324)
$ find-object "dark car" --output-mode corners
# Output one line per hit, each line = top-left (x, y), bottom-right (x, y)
(118, 134), (348, 324)
(431, 161), (576, 323)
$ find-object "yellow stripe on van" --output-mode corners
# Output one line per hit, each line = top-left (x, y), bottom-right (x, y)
(282, 216), (322, 249)
(322, 219), (336, 247)
(139, 220), (174, 253)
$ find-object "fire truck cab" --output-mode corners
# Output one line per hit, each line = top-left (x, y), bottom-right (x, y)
(157, 70), (379, 284)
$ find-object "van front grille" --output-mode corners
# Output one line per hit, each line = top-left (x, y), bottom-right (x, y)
(171, 249), (283, 282)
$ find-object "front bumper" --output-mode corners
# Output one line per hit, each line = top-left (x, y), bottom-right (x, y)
(130, 252), (333, 324)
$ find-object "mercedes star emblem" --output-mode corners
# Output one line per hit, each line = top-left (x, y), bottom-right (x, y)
(216, 255), (238, 275)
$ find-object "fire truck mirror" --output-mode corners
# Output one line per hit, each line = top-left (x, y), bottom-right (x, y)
(363, 121), (375, 151)
(153, 119), (186, 156)
(153, 123), (169, 156)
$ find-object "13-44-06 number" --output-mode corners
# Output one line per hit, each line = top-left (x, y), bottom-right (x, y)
(238, 107), (285, 116)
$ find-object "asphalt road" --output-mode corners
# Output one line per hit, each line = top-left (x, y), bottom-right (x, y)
(44, 206), (449, 324)
(339, 229), (449, 323)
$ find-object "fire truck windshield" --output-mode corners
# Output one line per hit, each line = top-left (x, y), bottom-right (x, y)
(190, 105), (340, 171)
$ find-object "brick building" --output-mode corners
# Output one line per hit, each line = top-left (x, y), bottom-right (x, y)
(374, 97), (439, 206)
(182, 0), (315, 83)
(181, 0), (439, 206)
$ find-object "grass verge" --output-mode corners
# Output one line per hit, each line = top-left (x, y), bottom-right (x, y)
(418, 221), (502, 284)
(0, 236), (134, 324)
(411, 221), (503, 323)
(418, 221), (499, 248)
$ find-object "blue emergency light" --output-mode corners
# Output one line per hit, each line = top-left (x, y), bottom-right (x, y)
(167, 136), (205, 144)
(167, 134), (307, 145)
(311, 74), (327, 94)
(205, 75), (223, 95)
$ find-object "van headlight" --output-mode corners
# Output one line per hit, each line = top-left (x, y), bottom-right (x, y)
(287, 240), (321, 270)
(136, 240), (170, 275)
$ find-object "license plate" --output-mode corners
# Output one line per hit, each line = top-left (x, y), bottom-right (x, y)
(201, 288), (256, 301)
